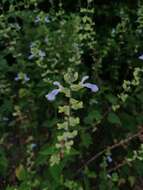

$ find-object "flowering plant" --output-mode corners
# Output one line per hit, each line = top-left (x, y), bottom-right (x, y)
(45, 69), (99, 165)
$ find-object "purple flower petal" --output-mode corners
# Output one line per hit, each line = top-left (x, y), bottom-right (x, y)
(28, 54), (35, 60)
(45, 89), (60, 101)
(39, 50), (46, 60)
(30, 42), (36, 49)
(82, 83), (99, 92)
(31, 143), (37, 149)
(45, 16), (50, 23)
(14, 74), (19, 81)
(107, 156), (113, 163)
(53, 81), (62, 89)
(35, 16), (40, 23)
(81, 76), (89, 84)
(24, 74), (30, 82)
(139, 55), (143, 60)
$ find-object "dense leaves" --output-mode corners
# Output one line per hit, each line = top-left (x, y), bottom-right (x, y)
(0, 0), (143, 189)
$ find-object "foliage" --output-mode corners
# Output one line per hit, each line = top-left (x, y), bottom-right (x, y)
(0, 0), (143, 189)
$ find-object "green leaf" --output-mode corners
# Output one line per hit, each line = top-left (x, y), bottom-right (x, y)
(59, 106), (70, 115)
(64, 69), (78, 84)
(84, 110), (102, 124)
(39, 146), (57, 156)
(69, 117), (80, 127)
(0, 148), (8, 175)
(120, 113), (136, 130)
(57, 122), (68, 130)
(128, 176), (135, 187)
(107, 112), (121, 125)
(71, 84), (82, 91)
(106, 94), (118, 104)
(70, 98), (83, 110)
(0, 57), (8, 72)
(80, 132), (92, 148)
(62, 88), (70, 97)
(68, 148), (79, 156)
(15, 164), (27, 181)
(111, 172), (119, 182)
(49, 164), (63, 183)
(84, 167), (96, 178)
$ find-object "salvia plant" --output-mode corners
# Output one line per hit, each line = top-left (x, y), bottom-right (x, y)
(1, 0), (143, 189)
(45, 68), (99, 166)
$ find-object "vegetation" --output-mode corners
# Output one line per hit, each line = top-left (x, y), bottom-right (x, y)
(0, 0), (143, 189)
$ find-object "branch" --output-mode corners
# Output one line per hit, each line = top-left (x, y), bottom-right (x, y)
(75, 131), (140, 176)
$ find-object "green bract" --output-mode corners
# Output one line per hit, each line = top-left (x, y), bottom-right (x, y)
(49, 70), (88, 166)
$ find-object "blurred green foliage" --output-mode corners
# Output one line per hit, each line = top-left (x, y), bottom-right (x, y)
(0, 0), (143, 189)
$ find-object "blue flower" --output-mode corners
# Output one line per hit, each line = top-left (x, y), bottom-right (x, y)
(31, 143), (37, 149)
(15, 23), (21, 30)
(107, 156), (113, 163)
(46, 89), (60, 101)
(44, 37), (49, 44)
(24, 74), (30, 82)
(28, 54), (35, 60)
(35, 16), (41, 23)
(80, 76), (99, 92)
(39, 50), (46, 60)
(30, 42), (36, 49)
(45, 81), (62, 101)
(14, 74), (20, 81)
(2, 117), (9, 121)
(82, 83), (99, 92)
(111, 28), (115, 35)
(139, 54), (143, 60)
(45, 16), (50, 23)
(14, 73), (30, 82)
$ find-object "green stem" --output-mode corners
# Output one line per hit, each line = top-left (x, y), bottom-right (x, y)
(67, 88), (71, 130)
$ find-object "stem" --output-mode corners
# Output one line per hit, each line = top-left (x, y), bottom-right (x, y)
(67, 88), (72, 130)
(75, 131), (140, 176)
(108, 160), (128, 173)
